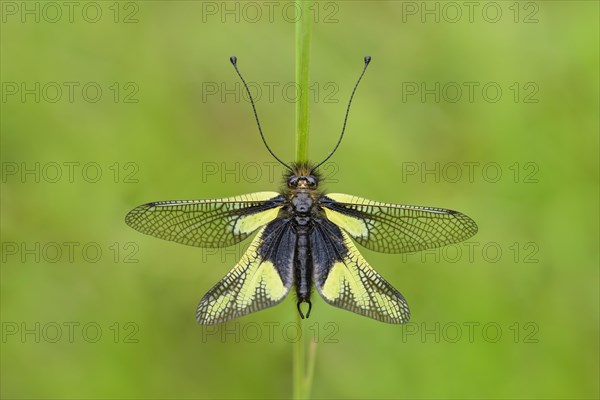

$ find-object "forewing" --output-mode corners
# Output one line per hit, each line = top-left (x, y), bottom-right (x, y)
(196, 218), (295, 324)
(311, 218), (410, 324)
(125, 192), (285, 248)
(320, 193), (478, 254)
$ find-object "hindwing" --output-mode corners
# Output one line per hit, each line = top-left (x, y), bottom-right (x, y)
(311, 218), (410, 324)
(196, 218), (295, 324)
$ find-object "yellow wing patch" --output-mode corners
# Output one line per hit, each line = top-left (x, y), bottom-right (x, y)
(325, 193), (362, 203)
(322, 262), (369, 306)
(233, 207), (281, 235)
(317, 231), (410, 324)
(197, 226), (291, 325)
(323, 207), (368, 238)
(236, 260), (287, 307)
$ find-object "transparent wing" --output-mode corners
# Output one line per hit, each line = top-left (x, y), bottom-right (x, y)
(196, 218), (295, 325)
(125, 192), (285, 248)
(311, 218), (410, 324)
(320, 193), (478, 254)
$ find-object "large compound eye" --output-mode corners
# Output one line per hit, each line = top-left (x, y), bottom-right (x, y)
(288, 176), (299, 188)
(306, 176), (317, 187)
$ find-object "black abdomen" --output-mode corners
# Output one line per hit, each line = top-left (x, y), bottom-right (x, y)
(295, 227), (312, 302)
(291, 191), (314, 317)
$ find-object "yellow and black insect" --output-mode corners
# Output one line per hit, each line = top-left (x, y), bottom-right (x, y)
(125, 56), (478, 325)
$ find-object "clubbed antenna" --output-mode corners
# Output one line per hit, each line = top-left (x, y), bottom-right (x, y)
(312, 56), (372, 172)
(230, 56), (292, 171)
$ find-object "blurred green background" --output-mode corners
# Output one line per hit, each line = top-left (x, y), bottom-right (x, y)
(1, 1), (598, 399)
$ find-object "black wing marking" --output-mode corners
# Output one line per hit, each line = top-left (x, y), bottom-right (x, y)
(125, 192), (285, 248)
(196, 218), (296, 325)
(319, 193), (478, 254)
(311, 218), (410, 324)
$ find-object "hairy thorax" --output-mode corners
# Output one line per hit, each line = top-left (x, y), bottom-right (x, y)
(291, 190), (315, 226)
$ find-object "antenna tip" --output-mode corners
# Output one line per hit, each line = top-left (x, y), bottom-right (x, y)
(230, 56), (237, 66)
(364, 55), (372, 65)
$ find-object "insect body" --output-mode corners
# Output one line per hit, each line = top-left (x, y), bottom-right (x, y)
(125, 56), (478, 324)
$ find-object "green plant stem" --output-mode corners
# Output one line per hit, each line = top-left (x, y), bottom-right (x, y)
(295, 0), (312, 163)
(293, 312), (306, 399)
(304, 339), (317, 396)
(293, 1), (315, 399)
(293, 313), (318, 400)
